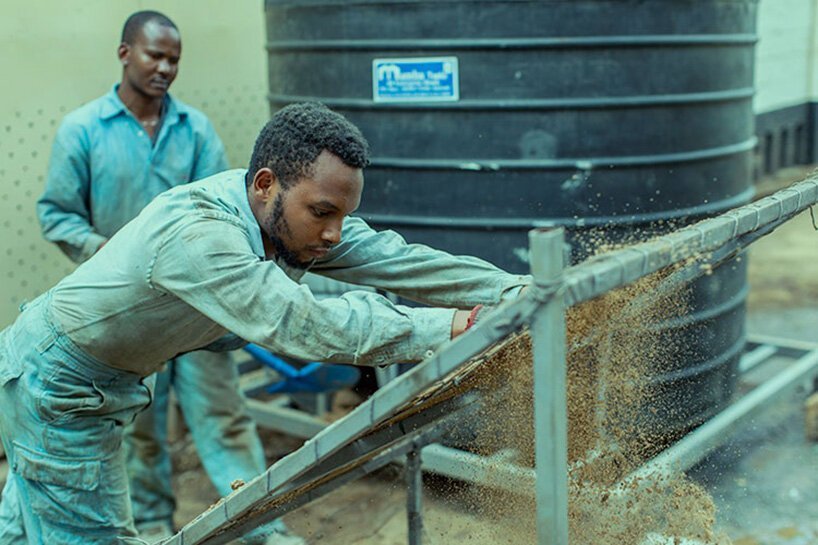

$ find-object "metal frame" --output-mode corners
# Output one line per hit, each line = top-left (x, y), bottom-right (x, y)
(529, 228), (569, 545)
(170, 179), (818, 545)
(634, 335), (818, 477)
(242, 334), (818, 494)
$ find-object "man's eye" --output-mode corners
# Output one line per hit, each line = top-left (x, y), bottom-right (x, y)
(312, 208), (329, 218)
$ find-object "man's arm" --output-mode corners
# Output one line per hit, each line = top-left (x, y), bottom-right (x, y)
(190, 117), (229, 181)
(199, 332), (248, 352)
(151, 217), (456, 366)
(310, 217), (531, 309)
(36, 121), (106, 263)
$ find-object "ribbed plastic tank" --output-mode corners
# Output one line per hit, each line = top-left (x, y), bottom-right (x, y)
(265, 0), (757, 440)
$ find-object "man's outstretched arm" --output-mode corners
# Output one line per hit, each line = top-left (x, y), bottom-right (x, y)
(152, 217), (459, 366)
(310, 216), (530, 309)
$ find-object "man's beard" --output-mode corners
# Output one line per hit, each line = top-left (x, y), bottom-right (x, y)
(264, 193), (309, 269)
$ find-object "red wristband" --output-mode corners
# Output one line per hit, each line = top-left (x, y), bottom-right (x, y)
(465, 304), (484, 331)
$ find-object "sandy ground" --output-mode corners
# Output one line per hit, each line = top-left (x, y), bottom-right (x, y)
(164, 170), (818, 545)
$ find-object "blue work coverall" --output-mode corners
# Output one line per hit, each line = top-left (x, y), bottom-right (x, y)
(32, 86), (273, 539)
(0, 169), (528, 543)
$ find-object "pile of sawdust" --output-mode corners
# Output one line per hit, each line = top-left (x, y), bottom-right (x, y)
(439, 268), (732, 544)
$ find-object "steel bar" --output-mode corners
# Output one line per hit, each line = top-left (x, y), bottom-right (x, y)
(246, 397), (540, 492)
(376, 365), (400, 387)
(245, 398), (326, 439)
(420, 444), (536, 493)
(192, 417), (459, 545)
(563, 179), (818, 307)
(289, 395), (480, 499)
(607, 200), (787, 328)
(406, 447), (423, 545)
(738, 343), (779, 373)
(529, 228), (569, 545)
(242, 343), (807, 500)
(746, 333), (818, 358)
(186, 394), (480, 544)
(634, 346), (818, 477)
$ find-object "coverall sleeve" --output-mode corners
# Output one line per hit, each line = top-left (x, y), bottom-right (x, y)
(310, 217), (531, 309)
(199, 332), (248, 352)
(151, 216), (454, 366)
(191, 119), (229, 179)
(36, 120), (107, 263)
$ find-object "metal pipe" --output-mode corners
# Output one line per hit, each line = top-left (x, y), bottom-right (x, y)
(738, 343), (778, 373)
(196, 423), (454, 545)
(406, 447), (423, 545)
(634, 347), (818, 477)
(420, 444), (535, 493)
(529, 227), (569, 545)
(193, 404), (474, 545)
(563, 179), (818, 307)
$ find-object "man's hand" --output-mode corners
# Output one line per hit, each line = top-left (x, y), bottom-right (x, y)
(450, 305), (492, 339)
(451, 309), (470, 338)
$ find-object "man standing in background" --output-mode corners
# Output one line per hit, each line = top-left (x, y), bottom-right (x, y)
(35, 11), (302, 545)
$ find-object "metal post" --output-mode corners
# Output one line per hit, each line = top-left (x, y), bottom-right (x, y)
(406, 447), (423, 545)
(529, 228), (569, 545)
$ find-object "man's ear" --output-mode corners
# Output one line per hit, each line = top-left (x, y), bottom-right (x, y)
(252, 168), (277, 197)
(118, 43), (130, 66)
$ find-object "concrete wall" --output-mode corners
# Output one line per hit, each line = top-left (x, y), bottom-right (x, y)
(0, 1), (270, 327)
(754, 0), (818, 113)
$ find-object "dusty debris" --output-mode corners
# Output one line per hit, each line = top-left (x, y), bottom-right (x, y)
(439, 262), (733, 544)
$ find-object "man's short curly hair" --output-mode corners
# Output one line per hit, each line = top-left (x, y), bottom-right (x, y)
(247, 102), (370, 188)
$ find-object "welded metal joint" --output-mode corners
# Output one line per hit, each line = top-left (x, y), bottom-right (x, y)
(527, 278), (566, 304)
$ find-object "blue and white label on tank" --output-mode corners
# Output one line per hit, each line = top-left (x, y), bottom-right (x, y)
(372, 57), (459, 103)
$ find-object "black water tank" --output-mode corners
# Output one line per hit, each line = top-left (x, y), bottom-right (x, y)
(264, 0), (757, 440)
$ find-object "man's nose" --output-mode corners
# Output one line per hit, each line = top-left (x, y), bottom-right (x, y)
(322, 222), (342, 245)
(157, 59), (172, 75)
